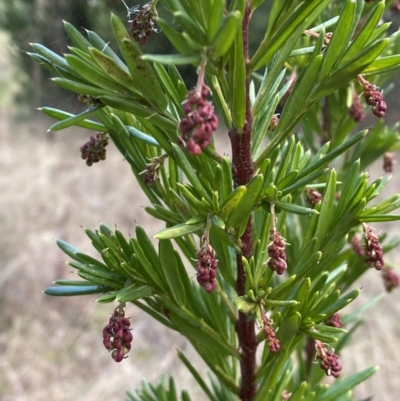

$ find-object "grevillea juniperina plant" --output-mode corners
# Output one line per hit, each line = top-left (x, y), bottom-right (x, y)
(30, 0), (400, 400)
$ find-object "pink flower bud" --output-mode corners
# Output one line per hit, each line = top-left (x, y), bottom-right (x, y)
(315, 340), (342, 378)
(267, 228), (287, 275)
(179, 84), (218, 155)
(102, 305), (133, 362)
(196, 244), (218, 293)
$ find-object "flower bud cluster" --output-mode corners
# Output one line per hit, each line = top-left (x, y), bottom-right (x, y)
(262, 314), (280, 353)
(351, 235), (365, 257)
(140, 154), (167, 186)
(323, 32), (332, 46)
(363, 225), (384, 270)
(305, 188), (323, 208)
(103, 306), (133, 362)
(361, 79), (387, 118)
(315, 340), (342, 378)
(179, 84), (218, 155)
(196, 244), (218, 293)
(382, 267), (400, 292)
(267, 228), (287, 275)
(391, 0), (400, 14)
(129, 3), (157, 45)
(383, 152), (395, 173)
(267, 114), (279, 131)
(325, 313), (343, 328)
(80, 133), (109, 166)
(348, 93), (364, 122)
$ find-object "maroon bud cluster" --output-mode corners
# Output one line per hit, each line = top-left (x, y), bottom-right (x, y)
(262, 314), (280, 353)
(361, 79), (387, 118)
(351, 235), (365, 257)
(77, 93), (102, 106)
(324, 32), (332, 46)
(391, 0), (400, 14)
(363, 224), (384, 270)
(283, 70), (297, 103)
(348, 93), (364, 122)
(196, 244), (218, 293)
(140, 154), (167, 186)
(179, 84), (218, 155)
(383, 152), (395, 173)
(267, 228), (287, 275)
(382, 267), (400, 292)
(103, 306), (132, 362)
(305, 188), (323, 208)
(141, 167), (157, 186)
(315, 340), (342, 378)
(129, 3), (157, 45)
(325, 313), (343, 328)
(80, 133), (109, 166)
(267, 114), (279, 131)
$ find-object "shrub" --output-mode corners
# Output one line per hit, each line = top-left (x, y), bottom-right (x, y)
(29, 1), (400, 400)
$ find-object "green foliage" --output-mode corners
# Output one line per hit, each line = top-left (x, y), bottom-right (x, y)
(30, 0), (400, 400)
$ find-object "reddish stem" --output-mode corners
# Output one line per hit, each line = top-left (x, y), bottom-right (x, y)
(229, 3), (257, 401)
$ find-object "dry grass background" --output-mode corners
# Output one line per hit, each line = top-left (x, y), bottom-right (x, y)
(0, 30), (400, 401)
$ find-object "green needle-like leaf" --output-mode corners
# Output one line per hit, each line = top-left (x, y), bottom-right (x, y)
(154, 221), (205, 240)
(44, 285), (110, 296)
(159, 240), (187, 307)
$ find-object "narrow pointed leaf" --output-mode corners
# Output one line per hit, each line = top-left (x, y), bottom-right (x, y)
(115, 284), (153, 302)
(155, 221), (205, 240)
(159, 240), (187, 307)
(49, 105), (104, 131)
(319, 366), (378, 401)
(39, 107), (107, 132)
(44, 285), (110, 296)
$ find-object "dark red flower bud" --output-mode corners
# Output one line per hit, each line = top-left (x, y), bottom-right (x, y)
(114, 328), (124, 338)
(305, 188), (323, 208)
(111, 348), (125, 362)
(262, 313), (280, 353)
(383, 152), (395, 173)
(325, 313), (343, 328)
(127, 3), (157, 45)
(363, 224), (384, 270)
(123, 331), (133, 343)
(179, 84), (218, 155)
(196, 244), (218, 293)
(349, 93), (364, 122)
(140, 154), (168, 186)
(351, 235), (365, 257)
(267, 228), (287, 275)
(359, 76), (387, 118)
(102, 305), (133, 362)
(382, 267), (400, 292)
(80, 132), (109, 166)
(315, 340), (342, 378)
(391, 0), (400, 14)
(103, 338), (113, 350)
(324, 32), (332, 46)
(267, 115), (279, 131)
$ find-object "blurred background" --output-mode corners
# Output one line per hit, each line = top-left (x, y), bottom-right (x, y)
(0, 1), (399, 400)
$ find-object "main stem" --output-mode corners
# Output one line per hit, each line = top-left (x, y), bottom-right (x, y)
(229, 3), (257, 401)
